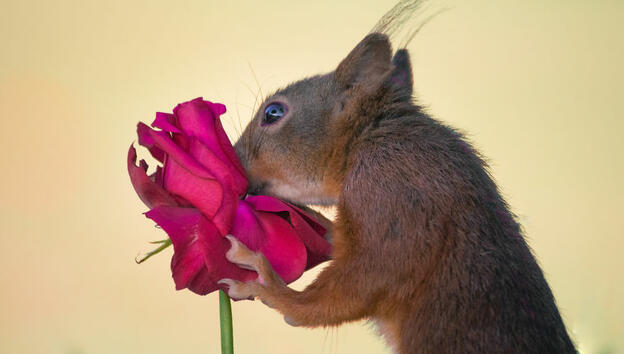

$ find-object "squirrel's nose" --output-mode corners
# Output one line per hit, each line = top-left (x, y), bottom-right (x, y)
(247, 181), (268, 196)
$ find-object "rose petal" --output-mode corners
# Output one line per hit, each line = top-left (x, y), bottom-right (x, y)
(174, 98), (247, 195)
(163, 156), (223, 221)
(145, 124), (239, 235)
(187, 137), (239, 235)
(245, 195), (331, 268)
(139, 159), (148, 172)
(146, 206), (256, 295)
(137, 122), (165, 162)
(152, 166), (164, 186)
(211, 102), (226, 116)
(151, 113), (189, 152)
(152, 112), (182, 134)
(127, 145), (178, 208)
(208, 100), (248, 194)
(146, 127), (214, 179)
(232, 201), (308, 283)
(173, 98), (224, 159)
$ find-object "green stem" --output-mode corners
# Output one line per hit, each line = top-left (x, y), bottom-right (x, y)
(219, 290), (234, 354)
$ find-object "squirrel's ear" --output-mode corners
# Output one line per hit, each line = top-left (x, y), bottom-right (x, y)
(335, 33), (392, 92)
(388, 49), (413, 100)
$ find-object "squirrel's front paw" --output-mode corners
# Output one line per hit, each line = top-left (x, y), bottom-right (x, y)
(217, 278), (260, 300)
(220, 235), (285, 301)
(224, 235), (270, 284)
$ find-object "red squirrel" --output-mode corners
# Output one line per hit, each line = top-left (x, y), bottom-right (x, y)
(218, 2), (577, 353)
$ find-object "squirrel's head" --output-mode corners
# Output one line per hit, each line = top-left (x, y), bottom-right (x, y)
(234, 33), (414, 205)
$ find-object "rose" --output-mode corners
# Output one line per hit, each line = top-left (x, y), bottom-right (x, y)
(128, 98), (331, 295)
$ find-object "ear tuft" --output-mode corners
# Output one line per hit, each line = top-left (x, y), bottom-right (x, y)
(335, 33), (393, 92)
(388, 49), (413, 100)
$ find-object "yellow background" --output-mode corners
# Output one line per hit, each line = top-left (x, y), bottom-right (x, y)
(1, 0), (622, 353)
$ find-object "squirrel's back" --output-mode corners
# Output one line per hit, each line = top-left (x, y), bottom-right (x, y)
(341, 106), (577, 353)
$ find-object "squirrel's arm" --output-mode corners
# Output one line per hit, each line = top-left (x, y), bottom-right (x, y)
(219, 231), (371, 327)
(220, 145), (430, 328)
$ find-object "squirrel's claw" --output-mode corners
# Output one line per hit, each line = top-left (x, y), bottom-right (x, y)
(217, 278), (258, 301)
(225, 235), (262, 272)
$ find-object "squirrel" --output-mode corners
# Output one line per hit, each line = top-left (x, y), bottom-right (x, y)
(218, 2), (577, 353)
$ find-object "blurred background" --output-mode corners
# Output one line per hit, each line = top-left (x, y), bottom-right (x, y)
(1, 0), (622, 353)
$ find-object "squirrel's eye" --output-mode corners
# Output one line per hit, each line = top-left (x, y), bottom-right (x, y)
(263, 102), (286, 125)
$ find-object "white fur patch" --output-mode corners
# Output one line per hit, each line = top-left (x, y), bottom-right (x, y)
(372, 318), (400, 354)
(268, 178), (337, 206)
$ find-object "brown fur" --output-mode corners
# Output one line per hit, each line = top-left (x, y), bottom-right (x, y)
(226, 25), (576, 354)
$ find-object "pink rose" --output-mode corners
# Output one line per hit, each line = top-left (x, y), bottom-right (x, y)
(128, 98), (331, 295)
